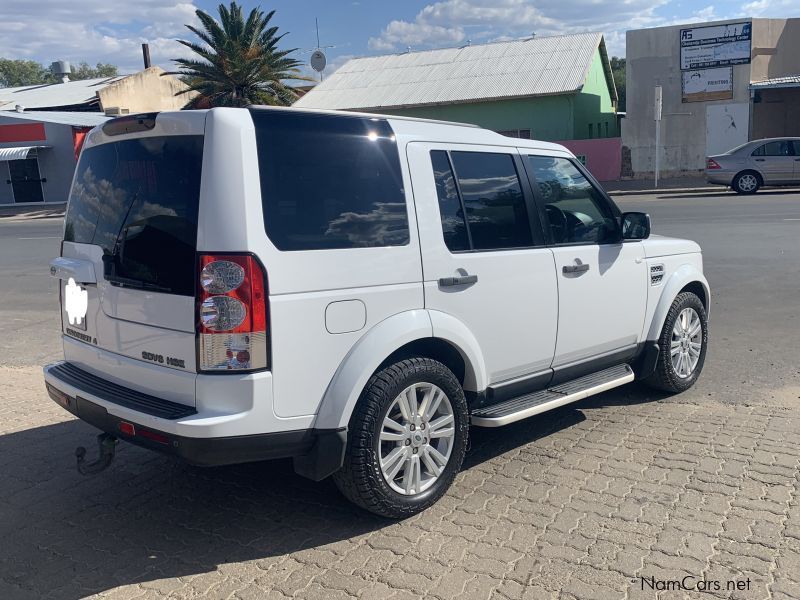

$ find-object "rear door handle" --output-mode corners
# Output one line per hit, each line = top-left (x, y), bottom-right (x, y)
(562, 263), (590, 274)
(438, 274), (478, 287)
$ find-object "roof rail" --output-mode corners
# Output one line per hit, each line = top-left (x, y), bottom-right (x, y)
(248, 105), (480, 129)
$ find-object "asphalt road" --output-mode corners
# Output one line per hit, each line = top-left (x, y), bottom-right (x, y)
(1, 189), (799, 400)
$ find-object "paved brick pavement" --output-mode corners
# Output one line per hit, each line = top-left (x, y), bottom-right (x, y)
(2, 367), (800, 600)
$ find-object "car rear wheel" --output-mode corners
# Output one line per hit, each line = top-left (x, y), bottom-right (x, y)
(732, 171), (761, 194)
(644, 292), (708, 393)
(333, 357), (469, 519)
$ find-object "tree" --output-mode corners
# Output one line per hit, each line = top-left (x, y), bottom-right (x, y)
(69, 62), (118, 80)
(167, 2), (309, 108)
(0, 58), (118, 88)
(610, 56), (626, 113)
(0, 58), (52, 87)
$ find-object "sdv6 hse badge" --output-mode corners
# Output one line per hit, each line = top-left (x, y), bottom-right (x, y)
(64, 277), (88, 328)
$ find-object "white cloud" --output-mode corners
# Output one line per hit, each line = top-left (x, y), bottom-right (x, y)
(367, 0), (673, 55)
(365, 0), (800, 58)
(0, 0), (201, 72)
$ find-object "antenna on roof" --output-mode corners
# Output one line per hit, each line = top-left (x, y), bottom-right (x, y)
(406, 46), (412, 53)
(530, 32), (536, 39)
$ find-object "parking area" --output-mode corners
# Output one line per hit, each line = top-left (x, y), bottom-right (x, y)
(2, 190), (800, 600)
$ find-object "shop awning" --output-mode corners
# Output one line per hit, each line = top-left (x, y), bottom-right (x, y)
(0, 145), (51, 161)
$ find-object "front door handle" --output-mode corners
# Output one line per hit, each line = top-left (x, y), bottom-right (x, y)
(438, 274), (478, 287)
(755, 158), (765, 162)
(563, 262), (590, 275)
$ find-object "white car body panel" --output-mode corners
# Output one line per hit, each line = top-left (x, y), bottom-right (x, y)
(406, 141), (559, 384)
(46, 106), (709, 456)
(550, 242), (647, 366)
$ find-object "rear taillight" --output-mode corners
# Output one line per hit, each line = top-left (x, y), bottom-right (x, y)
(706, 158), (721, 170)
(197, 254), (268, 372)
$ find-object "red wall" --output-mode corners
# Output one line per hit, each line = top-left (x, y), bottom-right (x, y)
(557, 137), (622, 182)
(0, 122), (46, 143)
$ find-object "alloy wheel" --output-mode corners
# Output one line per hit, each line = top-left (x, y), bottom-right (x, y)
(670, 307), (703, 379)
(378, 383), (455, 495)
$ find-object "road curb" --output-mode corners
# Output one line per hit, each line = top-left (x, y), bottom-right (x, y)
(608, 187), (722, 196)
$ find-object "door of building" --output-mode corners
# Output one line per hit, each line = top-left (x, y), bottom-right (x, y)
(8, 158), (44, 203)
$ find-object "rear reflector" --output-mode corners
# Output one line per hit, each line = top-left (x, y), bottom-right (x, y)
(197, 254), (268, 372)
(138, 429), (170, 445)
(119, 422), (136, 436)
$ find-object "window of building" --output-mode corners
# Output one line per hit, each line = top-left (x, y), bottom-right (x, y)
(588, 123), (593, 138)
(431, 150), (534, 251)
(605, 122), (609, 137)
(250, 109), (409, 251)
(497, 129), (531, 139)
(526, 155), (619, 245)
(598, 123), (602, 138)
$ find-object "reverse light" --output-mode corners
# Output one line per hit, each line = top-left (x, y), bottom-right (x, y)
(197, 254), (268, 372)
(706, 158), (721, 170)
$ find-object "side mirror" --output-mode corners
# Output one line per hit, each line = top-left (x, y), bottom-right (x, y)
(621, 212), (651, 240)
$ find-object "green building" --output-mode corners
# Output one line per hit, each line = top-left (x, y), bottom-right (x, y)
(295, 32), (618, 142)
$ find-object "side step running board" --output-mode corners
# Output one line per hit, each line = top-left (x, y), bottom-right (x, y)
(471, 364), (634, 427)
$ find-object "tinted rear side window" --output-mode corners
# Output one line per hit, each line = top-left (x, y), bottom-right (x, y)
(431, 150), (470, 252)
(64, 135), (203, 296)
(449, 151), (533, 250)
(250, 109), (409, 251)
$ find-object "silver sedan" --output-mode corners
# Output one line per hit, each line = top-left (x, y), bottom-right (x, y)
(706, 137), (800, 194)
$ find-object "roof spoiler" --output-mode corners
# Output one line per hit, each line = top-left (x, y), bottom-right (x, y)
(101, 113), (158, 136)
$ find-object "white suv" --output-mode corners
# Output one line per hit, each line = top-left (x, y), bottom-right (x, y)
(45, 107), (709, 518)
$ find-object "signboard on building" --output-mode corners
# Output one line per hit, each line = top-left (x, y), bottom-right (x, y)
(680, 22), (751, 70)
(682, 67), (733, 102)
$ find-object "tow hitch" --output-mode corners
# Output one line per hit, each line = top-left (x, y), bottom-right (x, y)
(76, 433), (118, 475)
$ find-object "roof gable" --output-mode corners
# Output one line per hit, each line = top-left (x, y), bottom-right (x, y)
(295, 32), (605, 111)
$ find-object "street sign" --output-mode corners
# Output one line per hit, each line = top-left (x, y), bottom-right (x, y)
(310, 50), (327, 73)
(654, 85), (663, 121)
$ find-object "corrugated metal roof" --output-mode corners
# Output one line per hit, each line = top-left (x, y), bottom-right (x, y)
(295, 32), (605, 110)
(0, 145), (52, 161)
(0, 110), (110, 126)
(0, 76), (126, 110)
(750, 75), (800, 90)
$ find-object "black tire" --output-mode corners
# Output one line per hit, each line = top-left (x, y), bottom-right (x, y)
(732, 171), (761, 194)
(644, 292), (708, 393)
(332, 358), (469, 519)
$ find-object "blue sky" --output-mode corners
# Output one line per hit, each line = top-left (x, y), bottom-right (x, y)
(1, 0), (798, 77)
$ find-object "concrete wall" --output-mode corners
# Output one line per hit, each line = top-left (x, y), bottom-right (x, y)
(0, 116), (79, 204)
(751, 19), (800, 82)
(624, 17), (800, 177)
(97, 66), (194, 113)
(753, 88), (800, 138)
(557, 137), (622, 182)
(624, 18), (753, 177)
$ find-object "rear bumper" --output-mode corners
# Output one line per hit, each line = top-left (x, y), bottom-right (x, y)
(705, 170), (735, 185)
(44, 361), (346, 477)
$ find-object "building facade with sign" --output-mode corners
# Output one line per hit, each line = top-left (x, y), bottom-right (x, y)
(623, 18), (800, 176)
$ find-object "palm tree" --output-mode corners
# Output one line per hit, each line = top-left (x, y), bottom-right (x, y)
(167, 2), (309, 108)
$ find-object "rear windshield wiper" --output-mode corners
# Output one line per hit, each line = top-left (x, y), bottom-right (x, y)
(105, 274), (172, 293)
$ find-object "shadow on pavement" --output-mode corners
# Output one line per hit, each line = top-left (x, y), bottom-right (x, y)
(0, 386), (653, 599)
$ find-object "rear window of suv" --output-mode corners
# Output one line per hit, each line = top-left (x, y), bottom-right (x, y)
(64, 135), (203, 296)
(250, 109), (409, 251)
